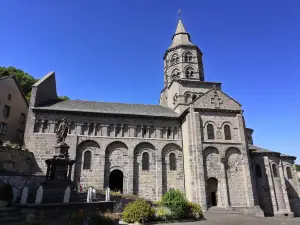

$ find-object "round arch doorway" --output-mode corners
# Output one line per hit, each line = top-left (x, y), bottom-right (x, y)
(207, 177), (218, 207)
(109, 169), (123, 193)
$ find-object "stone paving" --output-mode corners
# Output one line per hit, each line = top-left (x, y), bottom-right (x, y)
(119, 212), (300, 225)
(167, 212), (300, 225)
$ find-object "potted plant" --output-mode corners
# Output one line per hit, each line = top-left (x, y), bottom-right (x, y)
(0, 183), (13, 207)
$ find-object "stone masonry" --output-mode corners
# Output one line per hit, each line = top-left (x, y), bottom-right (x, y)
(22, 19), (300, 217)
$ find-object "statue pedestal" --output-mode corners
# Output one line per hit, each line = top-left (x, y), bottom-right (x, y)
(45, 143), (75, 181)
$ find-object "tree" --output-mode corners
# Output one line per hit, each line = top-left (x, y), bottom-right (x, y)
(296, 164), (300, 172)
(0, 66), (37, 101)
(0, 66), (69, 102)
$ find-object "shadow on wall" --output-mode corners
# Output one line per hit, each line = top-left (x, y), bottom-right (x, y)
(285, 178), (300, 217)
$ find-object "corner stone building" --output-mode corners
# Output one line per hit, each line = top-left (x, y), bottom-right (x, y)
(24, 20), (300, 216)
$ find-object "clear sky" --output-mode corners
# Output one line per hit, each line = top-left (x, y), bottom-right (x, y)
(1, 0), (299, 162)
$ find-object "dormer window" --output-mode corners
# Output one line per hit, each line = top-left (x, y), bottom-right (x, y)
(184, 52), (193, 62)
(171, 54), (180, 66)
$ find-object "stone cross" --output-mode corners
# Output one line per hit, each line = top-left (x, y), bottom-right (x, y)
(211, 94), (223, 109)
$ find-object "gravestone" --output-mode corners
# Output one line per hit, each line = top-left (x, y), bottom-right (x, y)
(20, 186), (28, 204)
(105, 187), (110, 201)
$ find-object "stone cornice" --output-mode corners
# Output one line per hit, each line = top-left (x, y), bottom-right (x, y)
(163, 45), (202, 60)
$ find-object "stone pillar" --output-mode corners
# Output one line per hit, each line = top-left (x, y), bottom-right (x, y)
(220, 157), (230, 207)
(237, 114), (255, 206)
(263, 155), (278, 213)
(279, 159), (293, 215)
(127, 155), (134, 194)
(191, 110), (207, 210)
(156, 128), (162, 139)
(49, 122), (55, 133)
(128, 126), (135, 137)
(102, 125), (108, 136)
(156, 151), (163, 200)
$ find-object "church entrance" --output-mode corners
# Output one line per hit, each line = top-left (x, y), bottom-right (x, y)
(109, 169), (123, 193)
(207, 177), (218, 207)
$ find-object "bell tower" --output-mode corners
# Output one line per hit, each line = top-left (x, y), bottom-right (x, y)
(160, 19), (220, 113)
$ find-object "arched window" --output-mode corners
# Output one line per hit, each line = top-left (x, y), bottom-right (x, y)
(173, 127), (178, 139)
(184, 52), (193, 62)
(185, 67), (194, 78)
(95, 123), (101, 136)
(185, 94), (191, 103)
(169, 153), (176, 170)
(255, 164), (262, 178)
(122, 124), (128, 137)
(108, 124), (114, 136)
(136, 125), (141, 137)
(69, 121), (75, 134)
(192, 94), (197, 101)
(171, 54), (179, 66)
(272, 164), (278, 177)
(171, 69), (180, 79)
(286, 167), (293, 179)
(207, 124), (215, 140)
(149, 125), (154, 138)
(142, 152), (149, 170)
(224, 125), (231, 140)
(83, 151), (92, 170)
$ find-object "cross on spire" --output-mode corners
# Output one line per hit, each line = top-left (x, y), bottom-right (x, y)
(211, 94), (223, 109)
(177, 9), (181, 20)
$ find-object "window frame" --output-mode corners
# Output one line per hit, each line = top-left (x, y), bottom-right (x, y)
(83, 150), (92, 170)
(3, 105), (11, 118)
(169, 153), (177, 171)
(207, 124), (215, 140)
(272, 164), (278, 177)
(142, 152), (150, 171)
(224, 124), (232, 140)
(286, 166), (293, 179)
(20, 113), (26, 124)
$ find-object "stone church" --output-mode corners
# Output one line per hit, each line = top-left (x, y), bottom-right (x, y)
(24, 19), (300, 216)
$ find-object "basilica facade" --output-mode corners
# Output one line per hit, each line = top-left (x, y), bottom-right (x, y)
(24, 20), (300, 216)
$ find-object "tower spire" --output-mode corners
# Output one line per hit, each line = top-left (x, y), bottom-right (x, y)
(170, 18), (193, 48)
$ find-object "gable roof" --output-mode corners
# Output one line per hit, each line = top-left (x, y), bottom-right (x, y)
(0, 75), (29, 107)
(193, 89), (242, 111)
(33, 100), (180, 118)
(249, 144), (296, 158)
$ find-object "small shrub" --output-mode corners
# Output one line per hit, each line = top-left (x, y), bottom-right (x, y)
(122, 199), (155, 224)
(161, 189), (188, 220)
(155, 206), (173, 222)
(187, 202), (203, 219)
(0, 183), (13, 202)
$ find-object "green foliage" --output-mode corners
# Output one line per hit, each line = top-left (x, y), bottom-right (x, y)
(0, 66), (37, 101)
(187, 202), (203, 219)
(0, 183), (13, 201)
(161, 189), (188, 220)
(59, 96), (70, 101)
(296, 164), (300, 172)
(122, 199), (155, 224)
(0, 66), (70, 102)
(155, 206), (173, 222)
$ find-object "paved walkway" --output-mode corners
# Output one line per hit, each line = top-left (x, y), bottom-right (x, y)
(168, 212), (300, 225)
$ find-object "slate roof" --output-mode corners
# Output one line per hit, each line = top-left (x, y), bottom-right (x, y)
(249, 144), (295, 158)
(33, 100), (180, 118)
(0, 75), (29, 107)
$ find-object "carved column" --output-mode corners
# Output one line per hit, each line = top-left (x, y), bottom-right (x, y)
(220, 157), (230, 207)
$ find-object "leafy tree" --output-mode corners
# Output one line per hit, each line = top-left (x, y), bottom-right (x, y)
(0, 66), (69, 101)
(296, 164), (300, 172)
(0, 66), (37, 101)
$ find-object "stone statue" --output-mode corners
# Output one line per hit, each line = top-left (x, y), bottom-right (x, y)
(56, 118), (69, 144)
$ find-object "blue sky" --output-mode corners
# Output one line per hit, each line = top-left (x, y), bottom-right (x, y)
(1, 0), (300, 162)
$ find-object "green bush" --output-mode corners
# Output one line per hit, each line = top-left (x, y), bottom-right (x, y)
(122, 199), (155, 224)
(0, 183), (13, 202)
(161, 189), (188, 220)
(155, 206), (173, 222)
(187, 202), (203, 219)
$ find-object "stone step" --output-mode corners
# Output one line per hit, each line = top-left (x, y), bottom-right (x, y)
(0, 208), (26, 225)
(207, 207), (240, 214)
